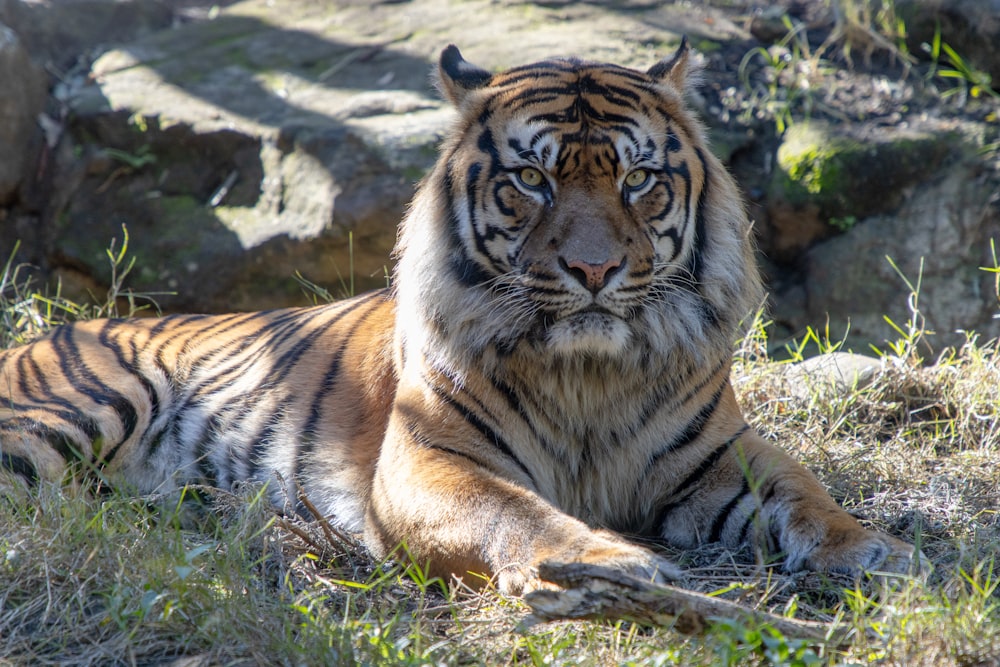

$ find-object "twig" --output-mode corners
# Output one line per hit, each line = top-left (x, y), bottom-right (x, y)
(208, 169), (239, 207)
(523, 562), (850, 643)
(274, 515), (326, 554)
(293, 479), (356, 551)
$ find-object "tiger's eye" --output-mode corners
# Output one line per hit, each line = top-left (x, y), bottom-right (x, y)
(518, 167), (544, 188)
(625, 169), (649, 189)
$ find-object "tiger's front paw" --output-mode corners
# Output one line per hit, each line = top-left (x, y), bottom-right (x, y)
(792, 526), (928, 580)
(495, 534), (682, 596)
(572, 536), (684, 586)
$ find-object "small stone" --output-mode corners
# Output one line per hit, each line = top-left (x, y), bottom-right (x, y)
(781, 352), (883, 401)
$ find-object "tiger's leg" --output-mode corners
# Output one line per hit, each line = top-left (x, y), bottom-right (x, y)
(656, 424), (921, 577)
(0, 322), (163, 493)
(365, 401), (682, 595)
(0, 412), (80, 488)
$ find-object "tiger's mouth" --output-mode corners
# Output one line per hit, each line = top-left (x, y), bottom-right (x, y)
(538, 306), (634, 355)
(573, 305), (615, 317)
(539, 305), (619, 327)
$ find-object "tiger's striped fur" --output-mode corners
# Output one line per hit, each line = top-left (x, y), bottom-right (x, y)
(0, 43), (918, 593)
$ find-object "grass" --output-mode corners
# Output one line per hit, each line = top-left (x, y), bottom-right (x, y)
(3, 239), (1000, 665)
(921, 24), (1000, 105)
(0, 227), (164, 349)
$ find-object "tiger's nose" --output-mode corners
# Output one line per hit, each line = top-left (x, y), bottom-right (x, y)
(560, 257), (624, 294)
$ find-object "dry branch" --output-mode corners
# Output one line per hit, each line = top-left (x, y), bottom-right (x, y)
(524, 562), (849, 643)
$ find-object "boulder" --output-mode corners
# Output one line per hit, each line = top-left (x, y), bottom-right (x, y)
(0, 23), (47, 206)
(780, 352), (883, 401)
(764, 120), (966, 261)
(0, 0), (174, 69)
(5, 0), (1000, 356)
(776, 162), (1000, 355)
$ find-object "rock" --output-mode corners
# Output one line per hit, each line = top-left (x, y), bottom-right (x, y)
(785, 162), (1000, 354)
(0, 0), (174, 69)
(0, 23), (47, 206)
(780, 352), (883, 401)
(765, 120), (965, 260)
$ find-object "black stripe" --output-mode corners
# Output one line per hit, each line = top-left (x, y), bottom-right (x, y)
(98, 320), (160, 463)
(676, 426), (748, 495)
(53, 325), (138, 463)
(171, 301), (369, 461)
(194, 423), (218, 487)
(599, 81), (642, 105)
(16, 352), (102, 441)
(148, 308), (327, 466)
(180, 309), (312, 378)
(666, 133), (682, 153)
(709, 477), (750, 543)
(185, 298), (368, 405)
(495, 60), (653, 88)
(426, 381), (536, 487)
(491, 65), (577, 89)
(736, 512), (757, 547)
(401, 415), (507, 475)
(464, 161), (507, 279)
(758, 479), (780, 508)
(148, 312), (208, 338)
(643, 383), (725, 472)
(165, 312), (257, 373)
(691, 148), (721, 326)
(445, 158), (495, 287)
(651, 426), (749, 534)
(0, 418), (80, 463)
(293, 293), (392, 486)
(1, 452), (38, 485)
(100, 322), (161, 429)
(636, 356), (727, 432)
(487, 373), (562, 458)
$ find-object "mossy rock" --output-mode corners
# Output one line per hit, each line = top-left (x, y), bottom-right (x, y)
(769, 120), (963, 230)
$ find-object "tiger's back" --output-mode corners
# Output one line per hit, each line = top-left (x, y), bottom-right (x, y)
(0, 291), (396, 529)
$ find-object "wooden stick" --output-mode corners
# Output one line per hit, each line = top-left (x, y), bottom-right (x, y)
(524, 562), (849, 643)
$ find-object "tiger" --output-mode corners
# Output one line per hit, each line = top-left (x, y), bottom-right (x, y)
(0, 42), (920, 595)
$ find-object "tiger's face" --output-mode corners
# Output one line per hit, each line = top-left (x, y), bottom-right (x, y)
(396, 46), (758, 370)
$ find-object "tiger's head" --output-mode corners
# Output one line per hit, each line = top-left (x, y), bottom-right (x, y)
(395, 43), (763, 375)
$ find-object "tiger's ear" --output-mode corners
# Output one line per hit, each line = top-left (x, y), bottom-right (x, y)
(437, 44), (493, 107)
(646, 37), (700, 94)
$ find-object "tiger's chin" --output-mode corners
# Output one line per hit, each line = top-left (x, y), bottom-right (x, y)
(543, 312), (633, 357)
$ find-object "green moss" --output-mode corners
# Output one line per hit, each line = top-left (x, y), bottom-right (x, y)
(775, 123), (860, 203)
(771, 120), (964, 227)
